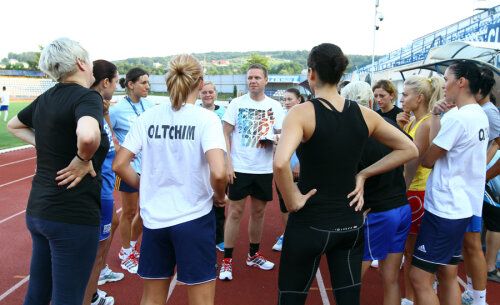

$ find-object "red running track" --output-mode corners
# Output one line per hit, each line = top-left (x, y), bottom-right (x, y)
(0, 147), (499, 304)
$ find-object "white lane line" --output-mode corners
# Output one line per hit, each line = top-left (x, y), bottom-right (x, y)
(166, 273), (178, 301)
(0, 210), (26, 225)
(316, 268), (330, 305)
(0, 145), (34, 154)
(0, 157), (36, 167)
(0, 175), (34, 188)
(0, 276), (29, 302)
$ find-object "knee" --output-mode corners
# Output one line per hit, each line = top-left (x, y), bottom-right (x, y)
(409, 268), (424, 290)
(228, 206), (244, 220)
(251, 206), (266, 219)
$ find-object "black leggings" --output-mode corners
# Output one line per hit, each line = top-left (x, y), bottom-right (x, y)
(278, 224), (364, 305)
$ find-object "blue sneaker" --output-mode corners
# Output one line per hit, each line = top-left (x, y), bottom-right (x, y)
(216, 242), (224, 252)
(272, 235), (283, 251)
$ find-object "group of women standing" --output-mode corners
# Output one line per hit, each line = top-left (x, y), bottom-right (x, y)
(7, 37), (495, 305)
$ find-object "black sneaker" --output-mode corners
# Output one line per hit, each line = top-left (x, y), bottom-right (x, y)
(487, 269), (500, 283)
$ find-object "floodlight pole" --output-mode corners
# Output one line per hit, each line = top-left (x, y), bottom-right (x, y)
(371, 0), (380, 86)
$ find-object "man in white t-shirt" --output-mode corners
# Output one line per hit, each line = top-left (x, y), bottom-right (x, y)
(1, 86), (10, 121)
(219, 64), (285, 281)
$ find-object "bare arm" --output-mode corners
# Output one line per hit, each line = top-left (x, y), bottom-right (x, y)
(487, 139), (500, 165)
(487, 155), (500, 181)
(404, 119), (430, 189)
(206, 148), (228, 207)
(7, 116), (35, 146)
(274, 104), (317, 212)
(223, 121), (236, 184)
(112, 146), (140, 190)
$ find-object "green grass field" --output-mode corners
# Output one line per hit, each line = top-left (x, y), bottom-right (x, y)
(0, 102), (30, 150)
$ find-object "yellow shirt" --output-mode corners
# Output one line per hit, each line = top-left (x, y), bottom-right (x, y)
(405, 114), (432, 191)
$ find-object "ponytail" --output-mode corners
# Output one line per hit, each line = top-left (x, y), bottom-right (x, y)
(166, 54), (203, 111)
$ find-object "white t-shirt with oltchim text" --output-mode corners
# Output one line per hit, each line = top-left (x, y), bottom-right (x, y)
(122, 103), (226, 229)
(425, 104), (489, 219)
(223, 94), (284, 174)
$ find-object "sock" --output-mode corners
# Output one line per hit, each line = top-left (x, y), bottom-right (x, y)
(3, 111), (7, 121)
(467, 275), (473, 293)
(249, 243), (260, 257)
(130, 240), (137, 248)
(91, 292), (99, 302)
(224, 247), (233, 259)
(472, 289), (486, 305)
(122, 247), (132, 257)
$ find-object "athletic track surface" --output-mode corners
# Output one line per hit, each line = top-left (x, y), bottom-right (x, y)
(0, 147), (498, 304)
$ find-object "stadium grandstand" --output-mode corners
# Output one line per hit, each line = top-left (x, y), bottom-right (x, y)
(347, 3), (500, 102)
(0, 70), (56, 100)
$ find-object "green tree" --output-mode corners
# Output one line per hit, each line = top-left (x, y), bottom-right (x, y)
(242, 53), (270, 72)
(233, 85), (237, 97)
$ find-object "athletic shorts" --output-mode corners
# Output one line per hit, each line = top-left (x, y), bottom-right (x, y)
(228, 172), (273, 202)
(0, 105), (8, 111)
(363, 204), (411, 261)
(115, 176), (138, 193)
(465, 215), (482, 233)
(407, 190), (425, 234)
(99, 199), (113, 241)
(412, 210), (471, 273)
(137, 210), (217, 285)
(483, 201), (500, 232)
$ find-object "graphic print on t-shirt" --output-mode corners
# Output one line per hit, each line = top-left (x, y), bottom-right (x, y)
(236, 107), (275, 148)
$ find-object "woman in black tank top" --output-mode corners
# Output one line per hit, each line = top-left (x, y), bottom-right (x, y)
(273, 43), (418, 305)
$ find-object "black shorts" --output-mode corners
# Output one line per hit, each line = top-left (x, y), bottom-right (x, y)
(228, 172), (273, 202)
(483, 201), (500, 232)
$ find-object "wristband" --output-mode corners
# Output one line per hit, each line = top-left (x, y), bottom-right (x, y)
(76, 153), (91, 162)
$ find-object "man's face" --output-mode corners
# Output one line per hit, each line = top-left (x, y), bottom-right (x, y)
(247, 68), (268, 95)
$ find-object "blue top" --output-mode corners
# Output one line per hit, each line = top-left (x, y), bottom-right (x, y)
(110, 97), (155, 173)
(101, 119), (116, 200)
(199, 104), (226, 120)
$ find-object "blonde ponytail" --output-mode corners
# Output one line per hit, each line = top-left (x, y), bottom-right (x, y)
(166, 54), (203, 111)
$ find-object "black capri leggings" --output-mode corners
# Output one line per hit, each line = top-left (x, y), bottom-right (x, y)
(278, 224), (364, 305)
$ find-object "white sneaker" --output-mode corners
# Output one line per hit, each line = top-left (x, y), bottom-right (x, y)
(401, 298), (413, 305)
(91, 294), (114, 305)
(98, 265), (125, 285)
(120, 252), (139, 274)
(246, 251), (274, 270)
(219, 258), (233, 281)
(97, 289), (107, 298)
(272, 235), (284, 251)
(118, 247), (129, 260)
(462, 290), (474, 305)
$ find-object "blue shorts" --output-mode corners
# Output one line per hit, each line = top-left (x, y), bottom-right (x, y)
(465, 215), (482, 232)
(0, 105), (8, 111)
(363, 204), (411, 261)
(412, 210), (471, 273)
(115, 176), (138, 193)
(138, 210), (217, 284)
(99, 199), (114, 241)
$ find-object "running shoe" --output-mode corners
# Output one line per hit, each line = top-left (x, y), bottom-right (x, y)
(462, 290), (473, 305)
(120, 252), (139, 274)
(272, 235), (283, 251)
(246, 251), (274, 270)
(118, 247), (129, 261)
(219, 258), (233, 281)
(98, 265), (124, 285)
(216, 242), (225, 252)
(487, 269), (500, 283)
(97, 289), (107, 298)
(91, 294), (114, 305)
(401, 298), (413, 305)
